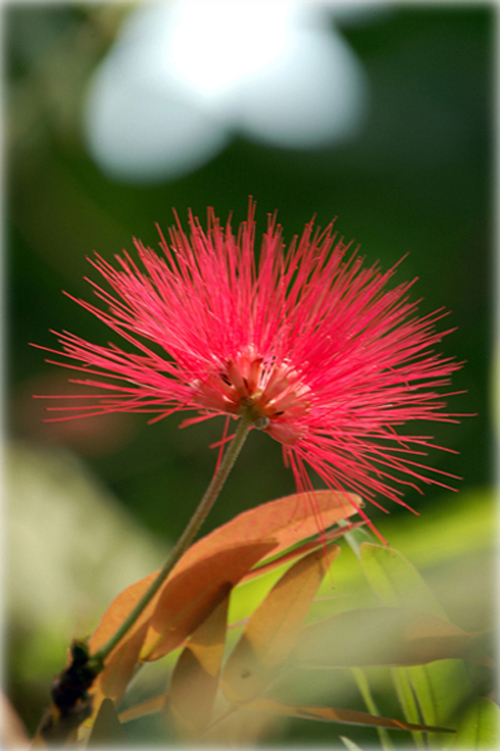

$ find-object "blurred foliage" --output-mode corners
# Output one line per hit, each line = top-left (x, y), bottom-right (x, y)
(454, 698), (500, 748)
(5, 2), (495, 746)
(27, 491), (497, 748)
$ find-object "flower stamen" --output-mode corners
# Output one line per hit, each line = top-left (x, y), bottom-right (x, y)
(37, 203), (463, 528)
(194, 349), (311, 444)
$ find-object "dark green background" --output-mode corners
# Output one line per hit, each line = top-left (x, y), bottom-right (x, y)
(6, 2), (495, 745)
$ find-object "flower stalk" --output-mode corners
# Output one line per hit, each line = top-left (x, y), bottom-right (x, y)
(89, 409), (254, 670)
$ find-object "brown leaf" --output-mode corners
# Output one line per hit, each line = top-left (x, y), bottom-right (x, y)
(222, 546), (340, 703)
(90, 622), (148, 718)
(90, 490), (359, 657)
(86, 490), (360, 723)
(245, 698), (454, 733)
(88, 541), (273, 725)
(119, 695), (166, 725)
(203, 490), (360, 561)
(142, 541), (275, 660)
(243, 523), (363, 583)
(293, 606), (485, 668)
(118, 694), (454, 740)
(89, 570), (158, 656)
(87, 698), (127, 746)
(166, 587), (231, 739)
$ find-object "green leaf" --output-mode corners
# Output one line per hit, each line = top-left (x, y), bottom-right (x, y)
(352, 668), (394, 750)
(390, 668), (424, 749)
(359, 543), (446, 618)
(293, 606), (482, 668)
(359, 543), (475, 745)
(454, 698), (500, 748)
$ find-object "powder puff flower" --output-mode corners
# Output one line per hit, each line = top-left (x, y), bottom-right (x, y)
(38, 202), (462, 535)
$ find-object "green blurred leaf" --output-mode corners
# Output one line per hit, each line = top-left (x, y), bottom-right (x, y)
(390, 668), (424, 749)
(351, 668), (394, 751)
(358, 543), (475, 745)
(454, 698), (500, 748)
(359, 543), (446, 618)
(293, 606), (487, 668)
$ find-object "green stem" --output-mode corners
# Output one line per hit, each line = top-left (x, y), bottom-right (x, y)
(352, 668), (394, 751)
(89, 410), (254, 669)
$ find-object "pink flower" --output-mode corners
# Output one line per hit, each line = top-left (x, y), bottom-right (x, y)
(37, 202), (462, 536)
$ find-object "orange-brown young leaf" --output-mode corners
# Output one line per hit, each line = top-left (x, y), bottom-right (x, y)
(243, 523), (363, 583)
(222, 545), (340, 704)
(116, 693), (454, 738)
(85, 490), (359, 724)
(142, 540), (275, 660)
(88, 541), (274, 725)
(89, 490), (359, 661)
(203, 490), (360, 561)
(89, 622), (148, 723)
(89, 570), (159, 655)
(119, 695), (166, 725)
(166, 586), (231, 739)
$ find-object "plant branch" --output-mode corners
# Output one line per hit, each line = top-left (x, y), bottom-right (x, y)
(89, 410), (254, 669)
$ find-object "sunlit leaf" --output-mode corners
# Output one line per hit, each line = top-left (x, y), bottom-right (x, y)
(293, 606), (486, 668)
(89, 570), (158, 656)
(454, 697), (500, 748)
(194, 490), (361, 563)
(243, 698), (454, 733)
(166, 588), (231, 738)
(87, 698), (127, 746)
(222, 546), (339, 703)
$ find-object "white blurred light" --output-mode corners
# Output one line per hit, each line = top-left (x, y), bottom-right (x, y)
(233, 26), (367, 147)
(84, 57), (230, 184)
(164, 0), (297, 109)
(84, 0), (369, 184)
(84, 3), (230, 184)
